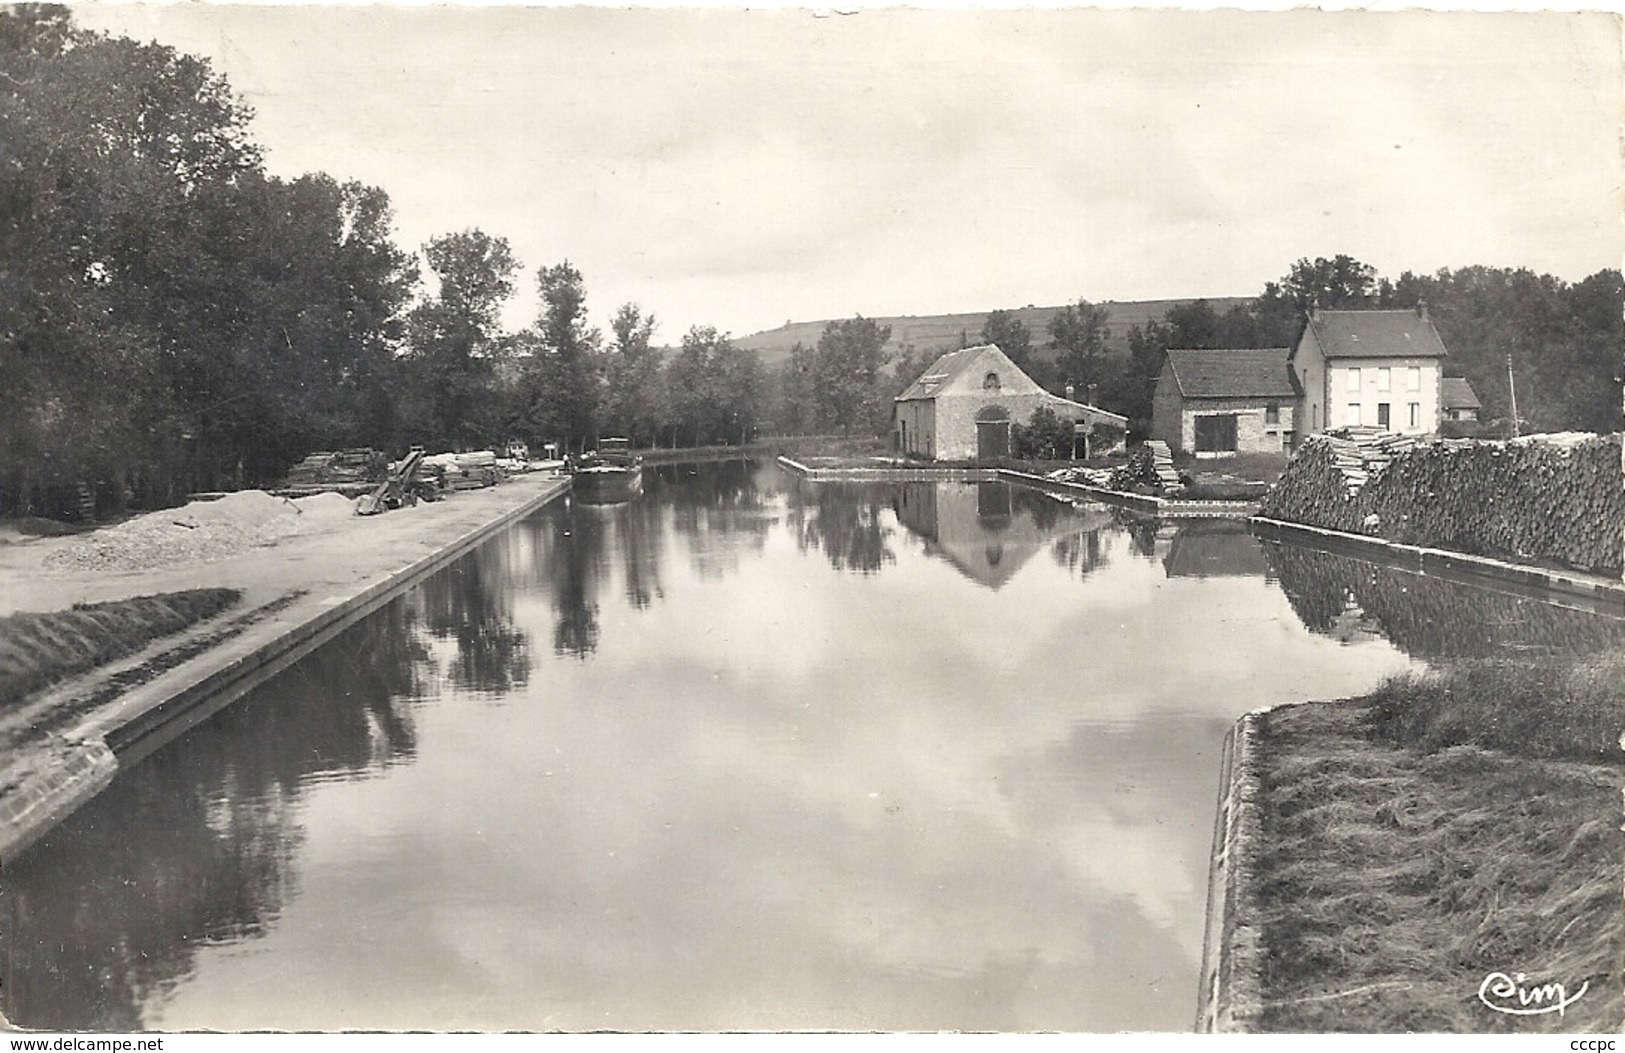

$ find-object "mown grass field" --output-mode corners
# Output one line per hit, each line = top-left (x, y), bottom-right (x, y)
(0, 590), (242, 713)
(1248, 653), (1622, 1032)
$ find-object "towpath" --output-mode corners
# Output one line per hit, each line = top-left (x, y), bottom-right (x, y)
(0, 471), (571, 862)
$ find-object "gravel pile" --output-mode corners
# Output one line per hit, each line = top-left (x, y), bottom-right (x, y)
(44, 490), (358, 573)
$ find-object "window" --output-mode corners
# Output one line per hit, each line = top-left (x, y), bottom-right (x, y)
(1348, 402), (1361, 425)
(1377, 402), (1390, 428)
(1346, 368), (1361, 392)
(1265, 402), (1280, 424)
(1407, 367), (1421, 391)
(1409, 402), (1421, 428)
(983, 372), (1001, 392)
(1377, 367), (1391, 392)
(1194, 414), (1239, 452)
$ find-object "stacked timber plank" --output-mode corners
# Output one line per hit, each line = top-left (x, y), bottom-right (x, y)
(282, 448), (386, 488)
(1260, 432), (1624, 576)
(1145, 441), (1182, 490)
(1308, 427), (1421, 496)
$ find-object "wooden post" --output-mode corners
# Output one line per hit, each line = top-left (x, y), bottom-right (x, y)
(1506, 353), (1520, 438)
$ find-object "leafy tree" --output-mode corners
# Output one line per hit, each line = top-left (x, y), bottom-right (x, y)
(1254, 254), (1379, 345)
(402, 229), (516, 451)
(888, 343), (928, 398)
(664, 326), (763, 447)
(529, 260), (601, 449)
(600, 303), (662, 446)
(1048, 299), (1111, 396)
(813, 316), (892, 434)
(777, 342), (818, 435)
(1011, 406), (1074, 460)
(2, 9), (259, 505)
(981, 309), (1035, 374)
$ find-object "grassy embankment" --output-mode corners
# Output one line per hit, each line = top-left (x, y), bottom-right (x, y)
(0, 590), (242, 716)
(1249, 653), (1622, 1032)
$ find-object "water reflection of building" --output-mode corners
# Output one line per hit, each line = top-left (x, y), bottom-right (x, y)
(894, 482), (1112, 589)
(1161, 520), (1271, 579)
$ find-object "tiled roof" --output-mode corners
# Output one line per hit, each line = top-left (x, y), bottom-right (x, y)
(1164, 348), (1297, 399)
(1304, 309), (1450, 360)
(895, 345), (996, 401)
(1442, 376), (1482, 409)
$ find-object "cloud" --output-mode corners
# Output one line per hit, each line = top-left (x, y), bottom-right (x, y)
(73, 6), (1622, 336)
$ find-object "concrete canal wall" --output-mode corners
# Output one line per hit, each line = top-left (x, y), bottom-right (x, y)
(995, 468), (1259, 519)
(776, 456), (999, 482)
(1196, 707), (1274, 1032)
(777, 457), (1261, 518)
(1252, 516), (1624, 611)
(0, 474), (571, 864)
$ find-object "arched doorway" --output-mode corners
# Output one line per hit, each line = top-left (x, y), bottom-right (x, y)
(975, 405), (1011, 460)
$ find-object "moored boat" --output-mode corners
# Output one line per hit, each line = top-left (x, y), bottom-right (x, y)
(570, 438), (643, 504)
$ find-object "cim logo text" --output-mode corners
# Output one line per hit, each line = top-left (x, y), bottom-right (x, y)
(1478, 971), (1589, 1017)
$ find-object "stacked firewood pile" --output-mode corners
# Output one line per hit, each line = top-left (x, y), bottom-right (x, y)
(1261, 431), (1624, 575)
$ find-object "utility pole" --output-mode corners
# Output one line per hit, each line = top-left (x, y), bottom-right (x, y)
(1506, 353), (1520, 438)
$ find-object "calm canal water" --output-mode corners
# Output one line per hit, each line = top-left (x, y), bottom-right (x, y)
(5, 461), (1621, 1031)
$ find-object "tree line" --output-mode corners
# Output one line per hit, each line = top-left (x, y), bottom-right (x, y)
(0, 6), (793, 518)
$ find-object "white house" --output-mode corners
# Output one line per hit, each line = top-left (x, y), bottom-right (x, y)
(1289, 304), (1450, 435)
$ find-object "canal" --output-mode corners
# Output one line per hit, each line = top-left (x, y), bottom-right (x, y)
(4, 461), (1621, 1031)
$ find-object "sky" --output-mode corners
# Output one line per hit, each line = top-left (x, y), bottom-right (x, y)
(71, 2), (1625, 341)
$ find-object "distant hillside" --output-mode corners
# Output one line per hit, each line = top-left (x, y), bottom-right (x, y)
(732, 297), (1252, 368)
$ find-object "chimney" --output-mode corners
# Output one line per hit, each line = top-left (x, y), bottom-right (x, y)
(1087, 383), (1099, 405)
(1064, 383), (1076, 402)
(1416, 299), (1429, 321)
(1308, 301), (1322, 323)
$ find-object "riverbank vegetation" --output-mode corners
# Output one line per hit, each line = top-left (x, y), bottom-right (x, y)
(1246, 655), (1623, 1032)
(0, 589), (242, 712)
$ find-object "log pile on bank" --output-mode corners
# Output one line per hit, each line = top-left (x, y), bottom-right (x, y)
(1259, 431), (1624, 576)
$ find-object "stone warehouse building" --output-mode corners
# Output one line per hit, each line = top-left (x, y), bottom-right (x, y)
(893, 345), (1126, 461)
(1151, 348), (1299, 455)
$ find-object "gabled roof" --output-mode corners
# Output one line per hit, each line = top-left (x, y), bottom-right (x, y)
(896, 345), (1000, 401)
(1164, 348), (1297, 399)
(894, 343), (1125, 424)
(1442, 376), (1482, 410)
(1300, 309), (1450, 360)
